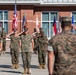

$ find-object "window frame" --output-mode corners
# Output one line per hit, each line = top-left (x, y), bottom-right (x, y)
(41, 11), (58, 39)
(72, 11), (76, 24)
(0, 10), (8, 33)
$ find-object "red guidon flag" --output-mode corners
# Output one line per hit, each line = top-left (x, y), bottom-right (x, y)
(52, 16), (57, 36)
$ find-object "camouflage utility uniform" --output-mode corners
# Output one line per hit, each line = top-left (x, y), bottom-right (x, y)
(49, 30), (76, 75)
(19, 33), (33, 69)
(38, 32), (48, 69)
(33, 32), (39, 54)
(10, 33), (20, 68)
(1, 30), (6, 52)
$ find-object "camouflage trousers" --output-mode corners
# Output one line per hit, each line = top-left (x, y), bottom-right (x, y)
(10, 49), (19, 64)
(38, 50), (46, 65)
(34, 46), (38, 54)
(21, 52), (31, 69)
(2, 39), (6, 51)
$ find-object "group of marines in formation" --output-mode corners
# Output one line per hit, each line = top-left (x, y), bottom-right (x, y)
(0, 26), (48, 74)
(1, 16), (76, 75)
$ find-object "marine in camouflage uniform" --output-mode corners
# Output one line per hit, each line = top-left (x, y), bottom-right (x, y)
(9, 30), (20, 69)
(38, 28), (48, 69)
(19, 28), (34, 74)
(32, 28), (39, 54)
(48, 17), (76, 75)
(1, 28), (6, 54)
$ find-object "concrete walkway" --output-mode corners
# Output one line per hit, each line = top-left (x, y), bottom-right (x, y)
(0, 50), (48, 75)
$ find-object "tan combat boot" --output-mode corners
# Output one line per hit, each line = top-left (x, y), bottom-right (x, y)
(15, 64), (19, 69)
(42, 64), (46, 69)
(27, 68), (31, 74)
(22, 69), (26, 74)
(39, 64), (42, 69)
(11, 64), (15, 69)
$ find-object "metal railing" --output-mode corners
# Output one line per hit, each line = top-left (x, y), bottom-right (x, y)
(0, 0), (76, 5)
(42, 0), (76, 2)
(0, 0), (40, 1)
(0, 0), (41, 4)
(0, 0), (76, 2)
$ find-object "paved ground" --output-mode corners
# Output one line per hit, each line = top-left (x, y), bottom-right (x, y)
(0, 49), (48, 75)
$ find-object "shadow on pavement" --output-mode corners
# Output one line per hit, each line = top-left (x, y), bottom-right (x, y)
(0, 65), (11, 68)
(31, 65), (39, 69)
(1, 70), (22, 74)
(5, 52), (10, 54)
(19, 64), (38, 69)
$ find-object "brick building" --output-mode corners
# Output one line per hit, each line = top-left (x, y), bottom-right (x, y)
(0, 0), (76, 39)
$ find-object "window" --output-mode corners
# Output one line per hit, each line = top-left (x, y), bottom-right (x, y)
(42, 12), (58, 38)
(0, 11), (8, 33)
(72, 12), (76, 25)
(72, 12), (76, 34)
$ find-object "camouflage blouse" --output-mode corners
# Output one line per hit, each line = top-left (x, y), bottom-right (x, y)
(1, 31), (6, 39)
(49, 30), (76, 75)
(38, 35), (48, 50)
(19, 34), (33, 52)
(10, 34), (19, 50)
